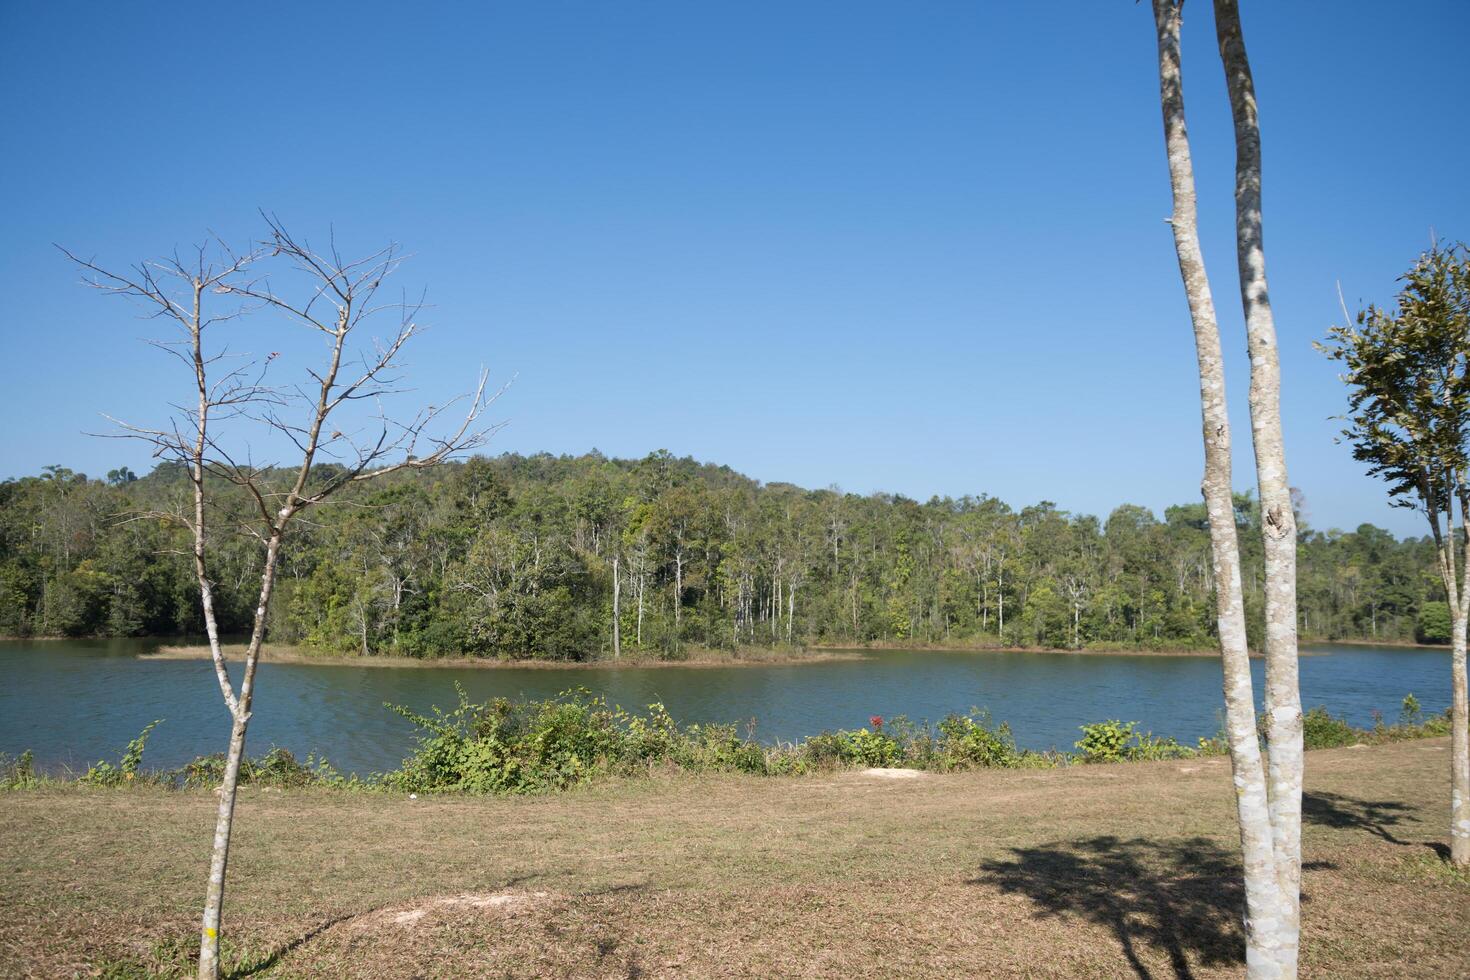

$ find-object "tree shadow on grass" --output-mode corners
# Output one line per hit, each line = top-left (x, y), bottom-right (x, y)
(973, 836), (1249, 980)
(225, 912), (358, 978)
(1301, 790), (1448, 859)
(226, 874), (550, 978)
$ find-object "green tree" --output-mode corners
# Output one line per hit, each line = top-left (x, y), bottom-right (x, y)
(1320, 242), (1470, 866)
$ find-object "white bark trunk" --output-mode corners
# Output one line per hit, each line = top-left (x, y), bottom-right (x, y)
(1153, 3), (1297, 974)
(612, 556), (621, 659)
(1435, 487), (1470, 864)
(997, 565), (1005, 640)
(1214, 1), (1305, 923)
(674, 551), (683, 626)
(198, 532), (281, 978)
(1453, 595), (1470, 864)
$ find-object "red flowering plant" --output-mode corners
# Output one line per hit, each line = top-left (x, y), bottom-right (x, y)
(869, 715), (884, 730)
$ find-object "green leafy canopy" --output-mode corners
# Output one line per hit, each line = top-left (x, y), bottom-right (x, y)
(1319, 243), (1470, 521)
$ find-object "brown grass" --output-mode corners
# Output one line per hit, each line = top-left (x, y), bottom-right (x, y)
(146, 643), (864, 670)
(2, 741), (1466, 978)
(810, 639), (1231, 658)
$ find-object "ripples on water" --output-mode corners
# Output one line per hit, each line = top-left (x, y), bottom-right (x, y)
(0, 639), (1450, 775)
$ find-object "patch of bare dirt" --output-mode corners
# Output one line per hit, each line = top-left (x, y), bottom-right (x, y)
(859, 767), (926, 779)
(350, 890), (552, 934)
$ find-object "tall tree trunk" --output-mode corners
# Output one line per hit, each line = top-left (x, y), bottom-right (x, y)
(787, 579), (797, 644)
(1453, 575), (1470, 865)
(997, 565), (1005, 640)
(199, 532), (281, 978)
(674, 551), (683, 626)
(1214, 0), (1306, 917)
(636, 569), (644, 646)
(1152, 2), (1296, 974)
(1439, 487), (1470, 865)
(612, 556), (622, 659)
(198, 713), (246, 979)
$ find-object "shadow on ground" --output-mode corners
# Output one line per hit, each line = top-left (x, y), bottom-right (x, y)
(972, 835), (1246, 980)
(1302, 790), (1448, 859)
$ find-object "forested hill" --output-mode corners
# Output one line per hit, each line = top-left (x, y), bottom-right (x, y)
(0, 451), (1448, 658)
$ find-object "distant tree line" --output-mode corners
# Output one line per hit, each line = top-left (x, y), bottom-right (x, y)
(0, 452), (1449, 656)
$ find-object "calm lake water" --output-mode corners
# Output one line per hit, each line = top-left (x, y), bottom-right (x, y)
(0, 639), (1451, 776)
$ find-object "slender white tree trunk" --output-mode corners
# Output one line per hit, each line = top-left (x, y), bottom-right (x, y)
(612, 556), (622, 659)
(1152, 3), (1296, 974)
(997, 565), (1005, 640)
(1214, 0), (1305, 922)
(1453, 589), (1470, 864)
(199, 531), (281, 978)
(787, 581), (796, 644)
(1441, 488), (1470, 864)
(198, 713), (246, 979)
(674, 551), (683, 626)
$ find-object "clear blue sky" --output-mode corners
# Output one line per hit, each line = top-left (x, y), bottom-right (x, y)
(1, 2), (1464, 536)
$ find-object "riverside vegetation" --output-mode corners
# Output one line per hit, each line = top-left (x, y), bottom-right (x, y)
(2, 689), (1455, 796)
(0, 453), (1452, 659)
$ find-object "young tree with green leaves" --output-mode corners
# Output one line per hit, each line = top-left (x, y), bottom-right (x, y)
(1320, 242), (1470, 866)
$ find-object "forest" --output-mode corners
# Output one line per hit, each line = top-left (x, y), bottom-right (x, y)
(0, 450), (1447, 658)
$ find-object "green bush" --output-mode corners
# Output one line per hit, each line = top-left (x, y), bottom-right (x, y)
(1301, 707), (1359, 749)
(0, 750), (39, 790)
(385, 686), (632, 794)
(935, 712), (1025, 770)
(82, 719), (162, 786)
(177, 747), (322, 789)
(1076, 720), (1138, 763)
(1399, 693), (1422, 727)
(1075, 719), (1193, 763)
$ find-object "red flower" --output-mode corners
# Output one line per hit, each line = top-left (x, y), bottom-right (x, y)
(869, 715), (884, 729)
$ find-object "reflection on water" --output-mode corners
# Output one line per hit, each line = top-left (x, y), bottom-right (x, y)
(0, 639), (1450, 775)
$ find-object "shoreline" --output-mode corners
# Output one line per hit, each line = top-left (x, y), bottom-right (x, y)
(1308, 637), (1450, 651)
(810, 639), (1230, 658)
(7, 635), (1447, 668)
(143, 643), (868, 670)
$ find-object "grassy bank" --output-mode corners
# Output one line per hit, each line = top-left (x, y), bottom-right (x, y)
(813, 638), (1229, 657)
(146, 643), (865, 670)
(1, 739), (1466, 977)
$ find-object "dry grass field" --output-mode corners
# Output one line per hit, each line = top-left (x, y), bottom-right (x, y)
(2, 739), (1467, 978)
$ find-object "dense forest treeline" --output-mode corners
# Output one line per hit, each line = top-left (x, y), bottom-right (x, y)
(0, 451), (1451, 658)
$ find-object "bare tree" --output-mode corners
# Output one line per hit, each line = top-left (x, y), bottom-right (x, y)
(62, 216), (496, 979)
(1150, 3), (1300, 975)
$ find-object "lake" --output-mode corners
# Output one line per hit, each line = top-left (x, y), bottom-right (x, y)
(0, 639), (1451, 776)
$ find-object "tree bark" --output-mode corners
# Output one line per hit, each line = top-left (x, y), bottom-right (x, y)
(1214, 0), (1306, 915)
(198, 532), (282, 978)
(1152, 2), (1296, 974)
(1453, 578), (1470, 865)
(612, 556), (622, 659)
(1436, 485), (1470, 864)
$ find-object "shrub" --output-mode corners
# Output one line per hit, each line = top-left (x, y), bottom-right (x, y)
(0, 750), (39, 790)
(935, 712), (1025, 770)
(839, 726), (902, 767)
(176, 747), (320, 789)
(1301, 707), (1359, 749)
(1075, 719), (1193, 763)
(1400, 693), (1422, 727)
(385, 686), (630, 794)
(82, 719), (162, 786)
(1076, 720), (1138, 763)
